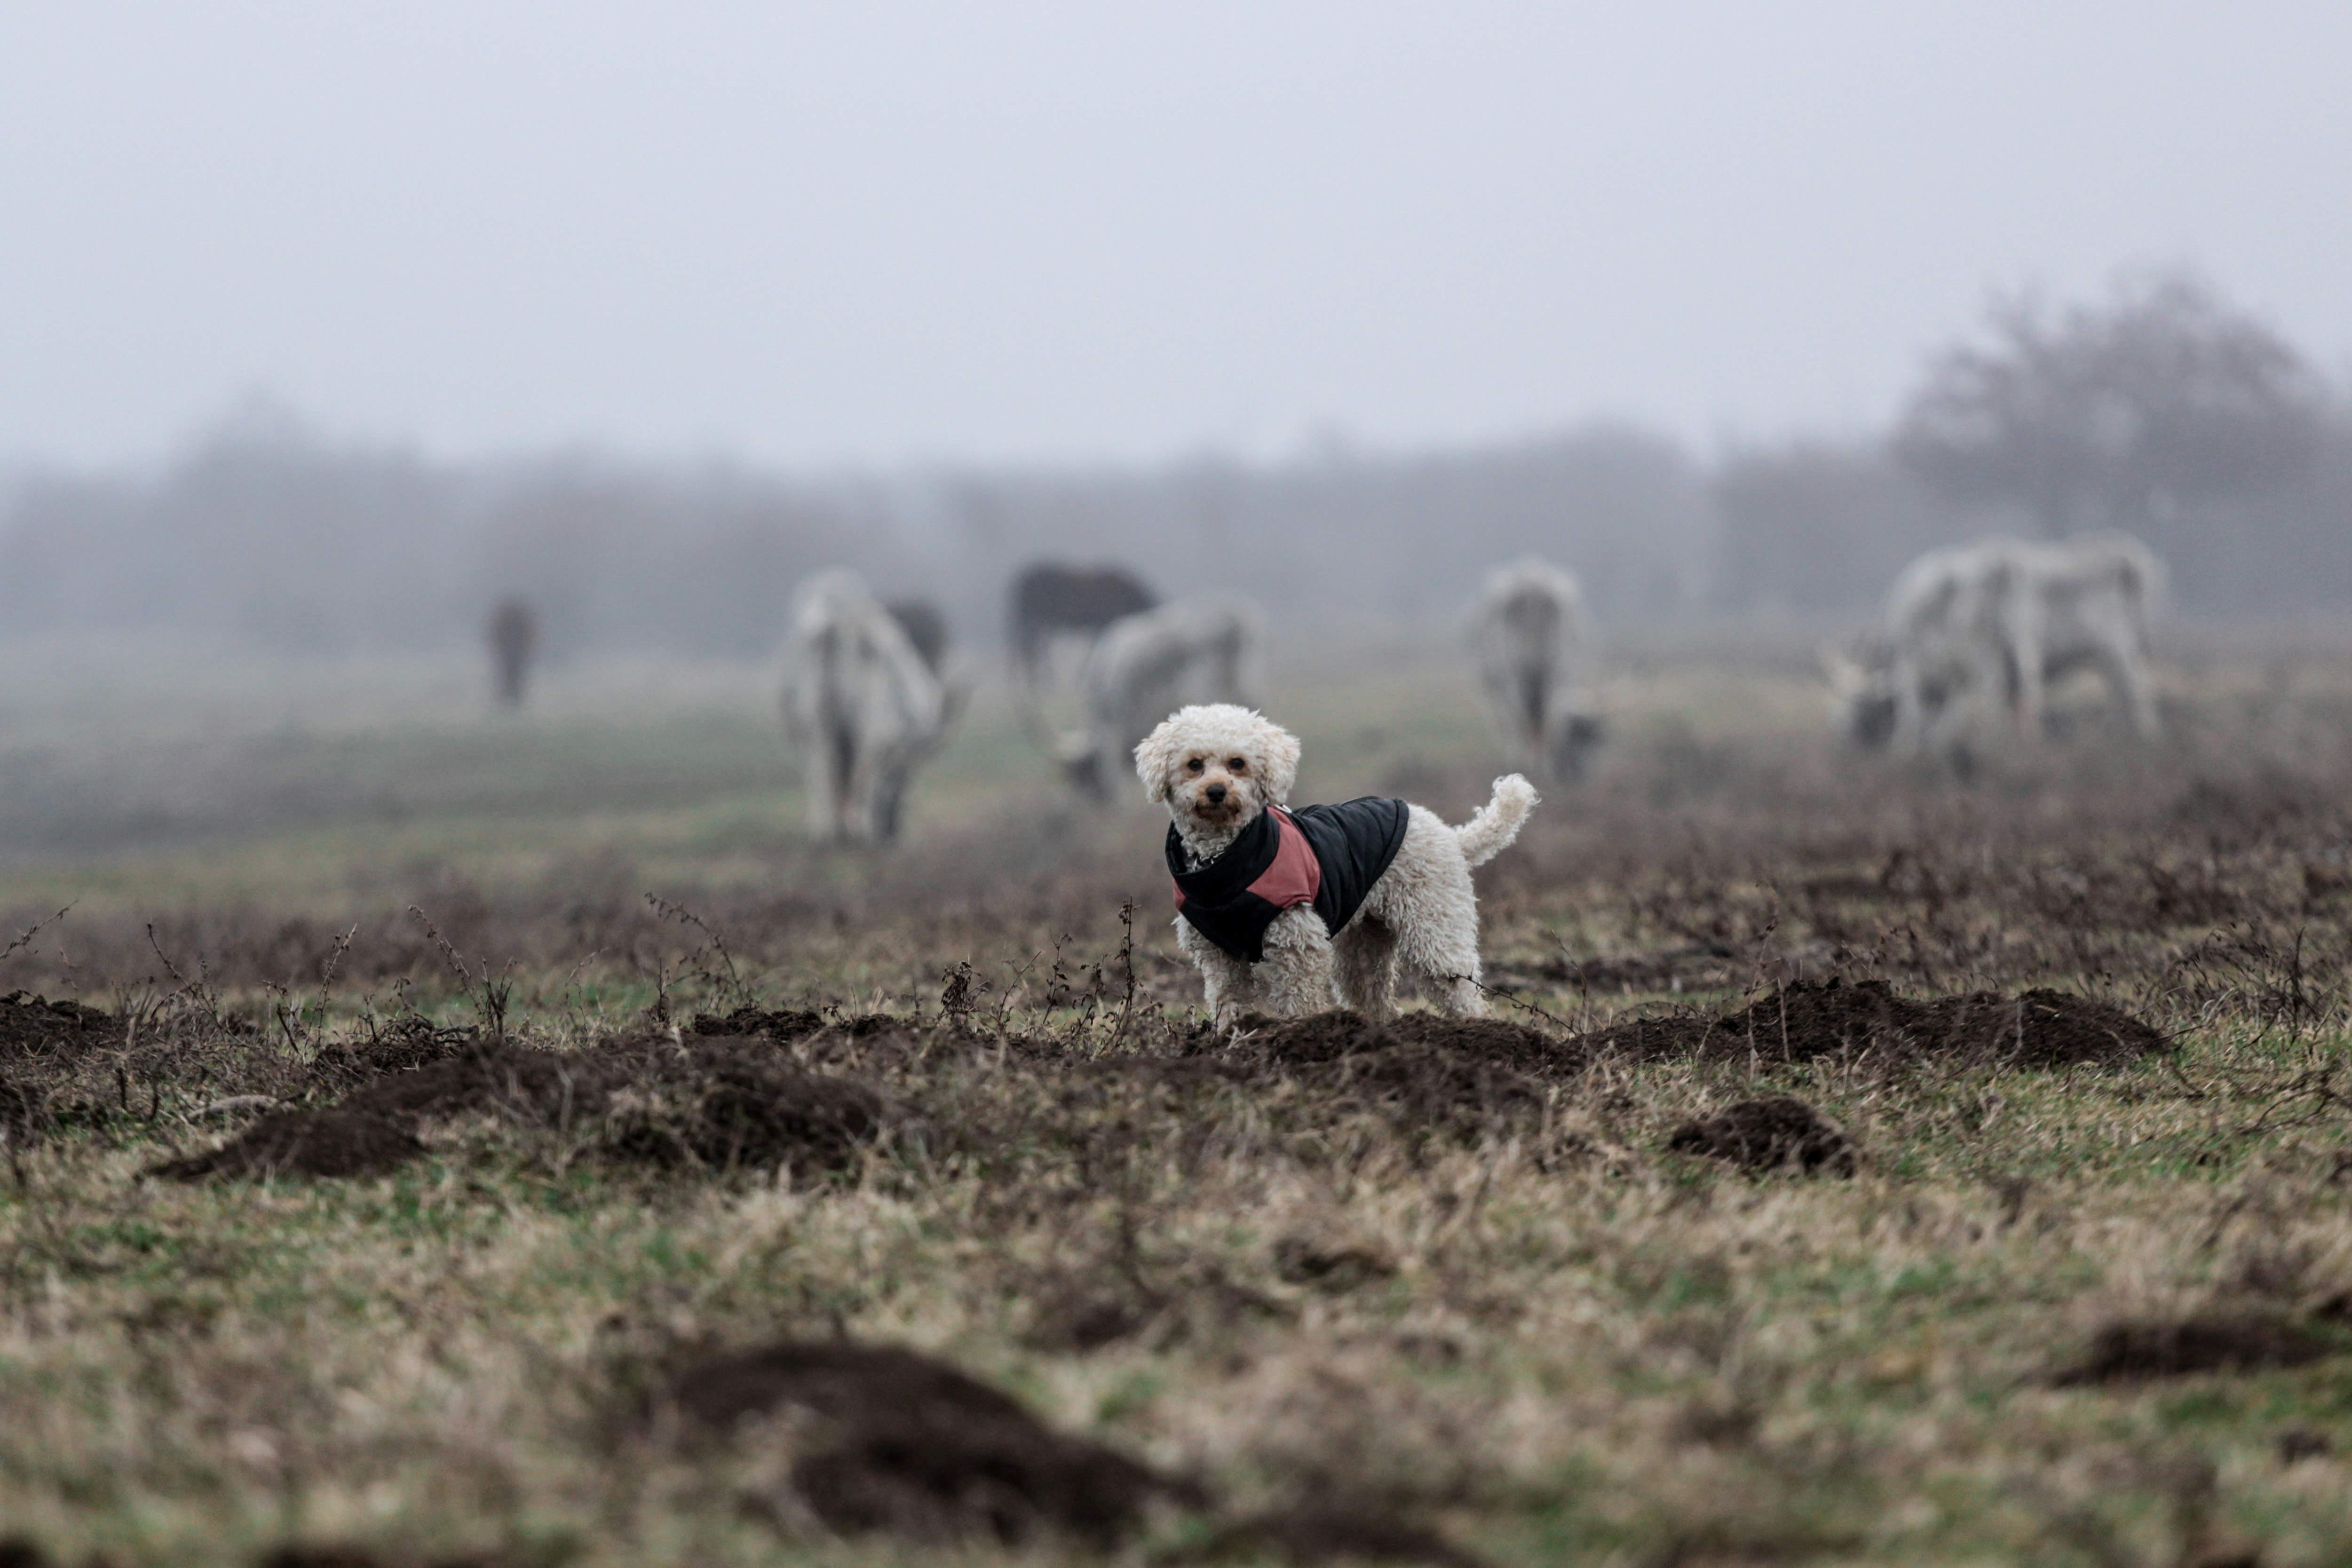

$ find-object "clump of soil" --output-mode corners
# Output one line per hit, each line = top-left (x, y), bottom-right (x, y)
(1187, 1013), (1561, 1142)
(306, 1019), (478, 1093)
(691, 1006), (827, 1043)
(2050, 1313), (2335, 1384)
(1320, 1043), (1551, 1141)
(1235, 1012), (1569, 1076)
(0, 992), (123, 1060)
(146, 1109), (425, 1181)
(1667, 1097), (1857, 1176)
(339, 1041), (602, 1126)
(661, 1339), (1195, 1546)
(1584, 979), (2164, 1069)
(1168, 1508), (1485, 1567)
(328, 1036), (893, 1175)
(600, 1039), (887, 1174)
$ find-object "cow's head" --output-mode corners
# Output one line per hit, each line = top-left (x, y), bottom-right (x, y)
(1819, 641), (1899, 750)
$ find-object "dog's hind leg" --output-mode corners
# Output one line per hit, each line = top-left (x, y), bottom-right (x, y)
(1332, 916), (1399, 1021)
(1393, 888), (1488, 1018)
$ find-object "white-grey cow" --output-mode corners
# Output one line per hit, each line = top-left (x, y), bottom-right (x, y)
(1824, 535), (2164, 758)
(779, 570), (962, 844)
(1060, 597), (1261, 800)
(1472, 556), (1604, 784)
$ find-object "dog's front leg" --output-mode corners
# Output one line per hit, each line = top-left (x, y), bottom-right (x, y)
(1176, 919), (1257, 1030)
(1257, 907), (1338, 1020)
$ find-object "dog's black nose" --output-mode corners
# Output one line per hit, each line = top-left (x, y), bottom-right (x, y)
(1204, 784), (1227, 804)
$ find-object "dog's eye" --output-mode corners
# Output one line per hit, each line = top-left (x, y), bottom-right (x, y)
(1227, 757), (1247, 772)
(1186, 758), (1204, 773)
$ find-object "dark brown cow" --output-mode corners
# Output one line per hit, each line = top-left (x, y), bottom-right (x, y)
(1008, 564), (1156, 685)
(486, 596), (539, 709)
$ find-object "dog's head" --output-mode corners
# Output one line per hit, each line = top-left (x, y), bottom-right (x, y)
(1133, 703), (1300, 837)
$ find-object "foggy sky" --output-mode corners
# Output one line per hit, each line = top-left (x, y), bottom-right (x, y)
(5, 2), (2349, 470)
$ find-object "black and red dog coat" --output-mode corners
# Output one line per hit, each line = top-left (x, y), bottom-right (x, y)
(1165, 797), (1410, 963)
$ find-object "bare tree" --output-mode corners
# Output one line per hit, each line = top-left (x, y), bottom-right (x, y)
(1894, 271), (2328, 538)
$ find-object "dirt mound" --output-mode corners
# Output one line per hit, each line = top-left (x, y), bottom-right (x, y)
(0, 992), (122, 1059)
(1581, 979), (2164, 1069)
(601, 1039), (887, 1173)
(690, 1006), (827, 1042)
(1184, 1012), (1564, 1141)
(306, 1020), (479, 1093)
(1234, 1011), (1574, 1075)
(2050, 1313), (2335, 1384)
(340, 1041), (600, 1125)
(328, 1036), (891, 1174)
(1319, 1045), (1550, 1140)
(147, 1109), (425, 1181)
(662, 1339), (1193, 1547)
(691, 1007), (910, 1044)
(1170, 1509), (1486, 1567)
(1667, 1098), (1857, 1175)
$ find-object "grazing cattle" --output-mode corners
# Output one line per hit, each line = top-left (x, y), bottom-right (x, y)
(1061, 598), (1260, 800)
(780, 571), (962, 844)
(1471, 557), (1604, 783)
(1008, 563), (1158, 687)
(1823, 535), (2164, 758)
(486, 597), (539, 709)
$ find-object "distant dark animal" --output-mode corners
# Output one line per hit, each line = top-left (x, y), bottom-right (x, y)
(1471, 557), (1604, 784)
(781, 571), (964, 845)
(486, 596), (539, 709)
(1822, 534), (2163, 759)
(1008, 564), (1157, 686)
(882, 599), (949, 674)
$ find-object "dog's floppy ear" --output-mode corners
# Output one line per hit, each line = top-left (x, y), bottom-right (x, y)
(1254, 717), (1302, 805)
(1133, 717), (1181, 803)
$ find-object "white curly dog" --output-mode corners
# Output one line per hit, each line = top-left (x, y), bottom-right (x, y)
(1136, 703), (1537, 1029)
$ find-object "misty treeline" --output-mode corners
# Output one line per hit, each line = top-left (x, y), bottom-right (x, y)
(4, 272), (2345, 661)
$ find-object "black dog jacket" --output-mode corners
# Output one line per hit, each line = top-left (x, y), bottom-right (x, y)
(1166, 797), (1411, 962)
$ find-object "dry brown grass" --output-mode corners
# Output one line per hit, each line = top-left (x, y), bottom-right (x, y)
(5, 647), (2352, 1566)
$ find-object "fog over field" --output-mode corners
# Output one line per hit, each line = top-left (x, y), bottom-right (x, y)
(6, 4), (2352, 664)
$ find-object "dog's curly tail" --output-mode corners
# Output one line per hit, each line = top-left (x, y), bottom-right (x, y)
(1453, 774), (1539, 868)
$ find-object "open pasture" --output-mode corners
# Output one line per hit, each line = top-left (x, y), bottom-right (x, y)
(6, 634), (2352, 1567)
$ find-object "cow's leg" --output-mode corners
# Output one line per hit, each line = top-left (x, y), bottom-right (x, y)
(807, 726), (848, 840)
(2096, 628), (2162, 740)
(842, 737), (883, 843)
(2007, 631), (2046, 740)
(1891, 655), (1931, 757)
